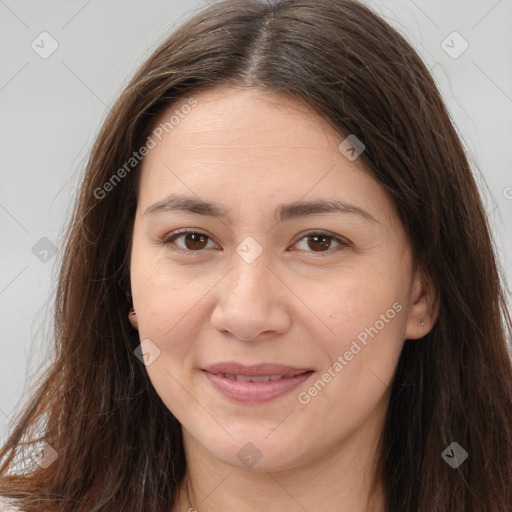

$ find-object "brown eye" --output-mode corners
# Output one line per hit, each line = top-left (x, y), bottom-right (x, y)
(307, 234), (332, 251)
(294, 231), (348, 256)
(164, 230), (215, 252)
(182, 232), (209, 250)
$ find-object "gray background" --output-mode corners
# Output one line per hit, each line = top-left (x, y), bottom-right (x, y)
(1, 0), (511, 443)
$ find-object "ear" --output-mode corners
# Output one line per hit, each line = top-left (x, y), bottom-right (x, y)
(404, 267), (439, 340)
(128, 310), (139, 330)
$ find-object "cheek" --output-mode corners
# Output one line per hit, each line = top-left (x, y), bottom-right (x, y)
(133, 272), (204, 345)
(310, 262), (406, 342)
(131, 238), (197, 324)
(130, 257), (217, 381)
(302, 264), (408, 411)
(297, 292), (406, 441)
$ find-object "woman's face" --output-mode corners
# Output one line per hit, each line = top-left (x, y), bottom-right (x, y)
(130, 86), (435, 472)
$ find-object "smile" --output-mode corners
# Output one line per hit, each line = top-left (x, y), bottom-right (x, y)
(201, 364), (314, 403)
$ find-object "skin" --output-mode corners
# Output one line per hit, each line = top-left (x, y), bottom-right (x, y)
(129, 86), (439, 511)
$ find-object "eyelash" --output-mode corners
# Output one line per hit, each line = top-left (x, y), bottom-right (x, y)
(160, 229), (351, 257)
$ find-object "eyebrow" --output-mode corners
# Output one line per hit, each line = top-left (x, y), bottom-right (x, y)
(143, 194), (377, 224)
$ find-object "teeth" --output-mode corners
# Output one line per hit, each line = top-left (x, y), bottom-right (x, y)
(219, 373), (285, 382)
(246, 375), (271, 382)
(236, 375), (255, 382)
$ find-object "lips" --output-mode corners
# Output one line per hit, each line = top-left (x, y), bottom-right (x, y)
(201, 362), (314, 403)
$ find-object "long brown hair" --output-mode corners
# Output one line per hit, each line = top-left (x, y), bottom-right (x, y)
(1, 0), (511, 510)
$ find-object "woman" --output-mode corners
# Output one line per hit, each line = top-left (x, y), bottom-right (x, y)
(1, 0), (511, 510)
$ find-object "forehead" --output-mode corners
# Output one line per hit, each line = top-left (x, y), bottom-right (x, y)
(150, 86), (342, 157)
(137, 86), (396, 228)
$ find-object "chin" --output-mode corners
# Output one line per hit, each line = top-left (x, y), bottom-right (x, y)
(195, 429), (311, 473)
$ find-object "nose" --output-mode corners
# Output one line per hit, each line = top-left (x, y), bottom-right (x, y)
(210, 253), (292, 341)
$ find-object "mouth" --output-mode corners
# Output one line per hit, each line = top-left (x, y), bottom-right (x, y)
(209, 373), (302, 382)
(201, 362), (314, 403)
